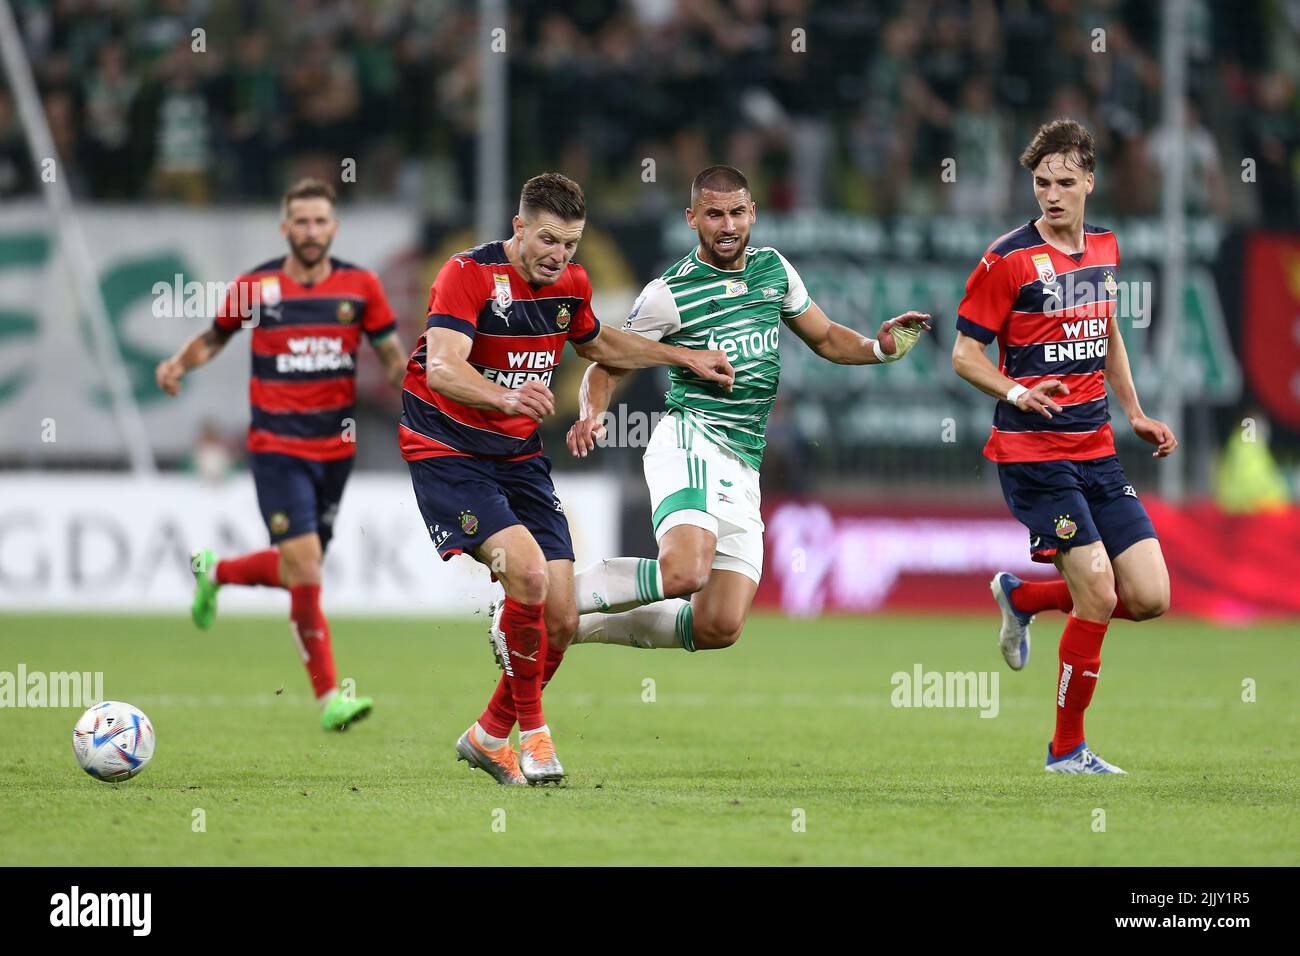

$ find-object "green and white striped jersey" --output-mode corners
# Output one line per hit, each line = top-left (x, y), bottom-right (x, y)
(622, 245), (810, 468)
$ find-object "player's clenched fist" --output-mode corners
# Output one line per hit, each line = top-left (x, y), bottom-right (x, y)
(155, 357), (185, 396)
(1015, 379), (1070, 419)
(566, 415), (608, 458)
(682, 348), (735, 392)
(498, 378), (555, 421)
(1132, 415), (1178, 457)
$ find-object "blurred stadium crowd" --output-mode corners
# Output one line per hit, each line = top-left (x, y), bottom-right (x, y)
(1, 0), (1297, 224)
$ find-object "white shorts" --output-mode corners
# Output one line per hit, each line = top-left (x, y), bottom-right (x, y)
(643, 412), (764, 584)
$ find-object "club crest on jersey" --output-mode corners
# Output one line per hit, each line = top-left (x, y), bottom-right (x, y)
(556, 303), (571, 331)
(1104, 270), (1118, 294)
(260, 276), (282, 307)
(492, 274), (512, 323)
(1032, 253), (1055, 285)
(762, 287), (781, 300)
(459, 511), (479, 536)
(1054, 515), (1078, 540)
(269, 511), (290, 535)
(336, 300), (356, 323)
(725, 279), (748, 297)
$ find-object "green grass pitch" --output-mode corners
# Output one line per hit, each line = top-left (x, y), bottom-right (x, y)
(1, 611), (1295, 866)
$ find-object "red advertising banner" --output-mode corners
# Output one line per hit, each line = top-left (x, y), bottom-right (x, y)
(1243, 233), (1300, 431)
(758, 497), (1300, 624)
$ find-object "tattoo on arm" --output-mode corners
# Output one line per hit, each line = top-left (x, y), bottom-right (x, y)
(203, 326), (234, 350)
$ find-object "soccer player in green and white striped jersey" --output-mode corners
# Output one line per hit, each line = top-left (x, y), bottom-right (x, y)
(562, 165), (930, 652)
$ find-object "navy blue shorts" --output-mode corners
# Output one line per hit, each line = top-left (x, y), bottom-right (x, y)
(249, 452), (354, 550)
(998, 455), (1157, 563)
(407, 454), (574, 563)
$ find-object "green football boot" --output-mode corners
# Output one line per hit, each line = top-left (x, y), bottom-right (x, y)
(321, 694), (374, 731)
(190, 548), (220, 630)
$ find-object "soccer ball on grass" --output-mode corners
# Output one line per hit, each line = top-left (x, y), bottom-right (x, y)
(72, 701), (155, 782)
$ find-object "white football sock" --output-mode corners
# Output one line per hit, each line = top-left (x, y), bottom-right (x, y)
(519, 724), (549, 742)
(474, 721), (510, 751)
(574, 557), (664, 614)
(571, 599), (695, 651)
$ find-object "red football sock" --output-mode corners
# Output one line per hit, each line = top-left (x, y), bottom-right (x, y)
(479, 676), (515, 740)
(1010, 578), (1138, 620)
(542, 642), (565, 691)
(289, 584), (336, 698)
(1009, 578), (1072, 614)
(499, 597), (546, 732)
(1052, 615), (1108, 758)
(482, 641), (567, 736)
(216, 548), (282, 588)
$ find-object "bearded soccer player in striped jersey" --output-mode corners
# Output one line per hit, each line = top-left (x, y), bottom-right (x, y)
(155, 178), (408, 731)
(403, 173), (734, 785)
(951, 119), (1177, 774)
(562, 164), (930, 658)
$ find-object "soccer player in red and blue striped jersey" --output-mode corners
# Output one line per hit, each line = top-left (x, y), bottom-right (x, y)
(405, 173), (734, 784)
(155, 178), (408, 731)
(952, 119), (1178, 774)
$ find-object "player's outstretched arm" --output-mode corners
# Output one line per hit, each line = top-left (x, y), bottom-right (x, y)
(1105, 319), (1177, 457)
(785, 301), (932, 365)
(371, 333), (408, 388)
(424, 327), (553, 421)
(567, 361), (625, 458)
(155, 325), (236, 396)
(572, 325), (734, 387)
(951, 331), (1069, 419)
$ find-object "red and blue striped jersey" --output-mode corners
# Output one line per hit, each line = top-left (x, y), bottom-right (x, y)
(214, 257), (396, 460)
(399, 241), (600, 461)
(956, 221), (1119, 463)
